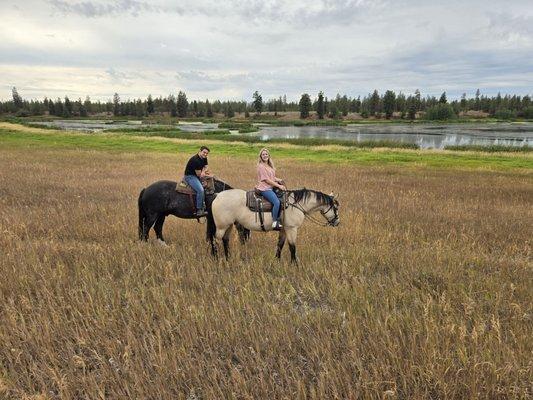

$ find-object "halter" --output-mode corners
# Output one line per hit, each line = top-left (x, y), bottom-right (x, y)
(287, 195), (339, 227)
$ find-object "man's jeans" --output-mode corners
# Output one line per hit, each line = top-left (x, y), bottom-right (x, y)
(260, 189), (280, 222)
(184, 175), (204, 210)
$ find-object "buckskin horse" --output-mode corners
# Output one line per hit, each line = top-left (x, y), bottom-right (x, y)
(208, 188), (340, 263)
(138, 179), (250, 245)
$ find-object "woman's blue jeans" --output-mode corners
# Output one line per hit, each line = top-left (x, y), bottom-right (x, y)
(261, 189), (280, 222)
(184, 175), (204, 210)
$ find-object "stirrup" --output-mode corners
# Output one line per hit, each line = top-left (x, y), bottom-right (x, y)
(195, 209), (208, 217)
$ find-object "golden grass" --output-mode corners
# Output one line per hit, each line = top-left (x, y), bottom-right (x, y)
(0, 146), (531, 399)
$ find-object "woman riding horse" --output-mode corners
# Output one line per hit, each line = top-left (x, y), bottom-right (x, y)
(209, 187), (339, 263)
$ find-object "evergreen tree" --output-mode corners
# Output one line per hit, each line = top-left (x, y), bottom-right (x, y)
(299, 93), (312, 119)
(414, 89), (421, 111)
(79, 98), (88, 117)
(328, 103), (339, 119)
(167, 95), (177, 117)
(407, 98), (417, 120)
(460, 93), (467, 111)
(383, 90), (396, 119)
(63, 96), (72, 117)
(146, 94), (154, 114)
(12, 87), (23, 110)
(84, 96), (92, 115)
(341, 95), (349, 116)
(206, 99), (213, 118)
(369, 90), (380, 116)
(48, 99), (56, 115)
(225, 103), (235, 118)
(475, 89), (481, 110)
(252, 91), (263, 114)
(396, 93), (406, 116)
(113, 93), (120, 116)
(55, 98), (64, 116)
(439, 92), (447, 104)
(316, 91), (325, 119)
(177, 91), (188, 117)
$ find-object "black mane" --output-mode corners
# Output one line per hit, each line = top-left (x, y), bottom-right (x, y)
(290, 188), (333, 206)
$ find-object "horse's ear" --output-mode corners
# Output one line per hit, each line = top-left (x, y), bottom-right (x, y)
(329, 191), (336, 199)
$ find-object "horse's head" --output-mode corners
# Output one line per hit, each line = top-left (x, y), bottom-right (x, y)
(320, 192), (340, 227)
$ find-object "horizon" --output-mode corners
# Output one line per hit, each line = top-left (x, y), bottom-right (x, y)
(1, 0), (532, 102)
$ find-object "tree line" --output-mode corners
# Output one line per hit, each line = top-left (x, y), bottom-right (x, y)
(2, 87), (532, 120)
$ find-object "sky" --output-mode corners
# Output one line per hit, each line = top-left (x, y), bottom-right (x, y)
(1, 0), (532, 102)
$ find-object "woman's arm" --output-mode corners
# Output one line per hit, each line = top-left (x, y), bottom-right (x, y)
(262, 178), (286, 190)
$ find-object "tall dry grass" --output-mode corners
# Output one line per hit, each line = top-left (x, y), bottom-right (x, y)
(0, 147), (531, 399)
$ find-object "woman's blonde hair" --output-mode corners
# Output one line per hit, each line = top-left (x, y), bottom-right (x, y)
(258, 147), (275, 169)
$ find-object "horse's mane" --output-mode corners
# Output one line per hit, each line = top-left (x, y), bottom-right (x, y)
(214, 178), (232, 190)
(290, 188), (333, 206)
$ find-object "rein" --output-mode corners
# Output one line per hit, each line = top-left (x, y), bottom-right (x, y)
(287, 197), (337, 227)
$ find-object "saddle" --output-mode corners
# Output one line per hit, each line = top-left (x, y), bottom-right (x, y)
(176, 176), (215, 195)
(246, 189), (287, 231)
(175, 176), (216, 216)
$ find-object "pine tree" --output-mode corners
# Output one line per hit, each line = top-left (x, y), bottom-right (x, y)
(407, 98), (417, 120)
(206, 99), (213, 118)
(168, 95), (177, 117)
(113, 93), (120, 116)
(316, 91), (325, 119)
(475, 89), (481, 110)
(12, 87), (23, 110)
(252, 91), (263, 114)
(84, 96), (92, 115)
(177, 91), (188, 117)
(146, 94), (154, 114)
(414, 89), (421, 111)
(299, 93), (312, 119)
(63, 96), (72, 117)
(460, 93), (467, 111)
(369, 90), (380, 116)
(439, 92), (447, 104)
(383, 90), (396, 119)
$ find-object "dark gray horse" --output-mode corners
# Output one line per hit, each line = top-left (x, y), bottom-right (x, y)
(138, 179), (250, 245)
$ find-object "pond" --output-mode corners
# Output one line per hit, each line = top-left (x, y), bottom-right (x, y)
(256, 123), (533, 149)
(32, 120), (533, 149)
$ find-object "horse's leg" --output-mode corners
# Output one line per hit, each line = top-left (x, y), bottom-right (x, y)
(154, 215), (167, 246)
(206, 213), (218, 259)
(285, 228), (299, 264)
(236, 223), (251, 245)
(275, 230), (286, 259)
(222, 225), (233, 260)
(141, 212), (158, 241)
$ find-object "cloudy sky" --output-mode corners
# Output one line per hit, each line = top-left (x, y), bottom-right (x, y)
(1, 0), (532, 102)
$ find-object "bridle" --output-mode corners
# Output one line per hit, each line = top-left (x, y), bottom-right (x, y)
(320, 201), (340, 226)
(287, 196), (339, 227)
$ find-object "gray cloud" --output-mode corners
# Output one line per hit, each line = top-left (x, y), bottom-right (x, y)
(48, 0), (162, 17)
(1, 0), (532, 101)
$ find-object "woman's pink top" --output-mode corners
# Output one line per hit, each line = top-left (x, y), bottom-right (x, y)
(255, 163), (276, 191)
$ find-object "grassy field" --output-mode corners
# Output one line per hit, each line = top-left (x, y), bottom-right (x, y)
(0, 125), (532, 398)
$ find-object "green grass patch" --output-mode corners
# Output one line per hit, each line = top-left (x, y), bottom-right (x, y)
(1, 125), (532, 171)
(445, 144), (533, 153)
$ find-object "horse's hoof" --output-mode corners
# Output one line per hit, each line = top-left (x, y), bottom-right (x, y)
(156, 239), (169, 247)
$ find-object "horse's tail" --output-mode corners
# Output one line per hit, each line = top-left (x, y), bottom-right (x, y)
(138, 188), (146, 240)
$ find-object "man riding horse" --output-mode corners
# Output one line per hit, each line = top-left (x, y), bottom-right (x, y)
(183, 145), (212, 217)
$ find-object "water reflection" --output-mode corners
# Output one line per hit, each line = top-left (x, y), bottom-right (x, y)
(32, 120), (533, 149)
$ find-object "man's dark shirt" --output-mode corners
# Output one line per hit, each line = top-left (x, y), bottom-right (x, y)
(184, 154), (208, 176)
